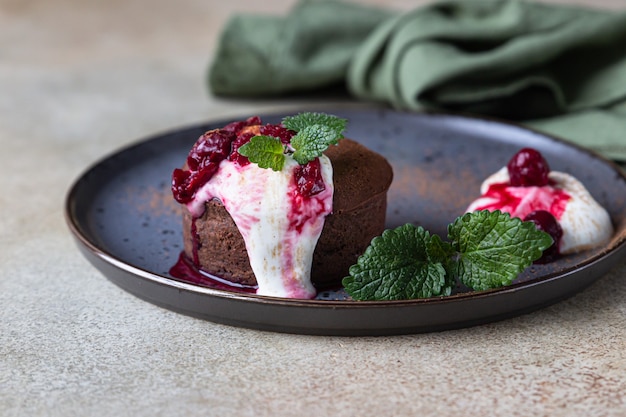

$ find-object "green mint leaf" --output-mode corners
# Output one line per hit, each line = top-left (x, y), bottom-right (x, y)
(427, 234), (457, 293)
(291, 125), (341, 164)
(448, 210), (553, 291)
(343, 210), (553, 301)
(282, 112), (347, 135)
(283, 112), (346, 164)
(342, 224), (455, 301)
(237, 135), (285, 171)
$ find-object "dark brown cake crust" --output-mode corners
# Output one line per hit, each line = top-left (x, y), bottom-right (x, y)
(182, 138), (393, 288)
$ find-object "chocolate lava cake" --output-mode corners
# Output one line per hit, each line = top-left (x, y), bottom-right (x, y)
(173, 116), (393, 290)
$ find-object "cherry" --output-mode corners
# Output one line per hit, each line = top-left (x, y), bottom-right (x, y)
(172, 163), (220, 204)
(294, 158), (325, 197)
(507, 148), (550, 187)
(523, 210), (563, 263)
(223, 116), (261, 134)
(173, 126), (242, 203)
(229, 131), (255, 166)
(260, 124), (296, 145)
(171, 168), (193, 203)
(186, 130), (233, 171)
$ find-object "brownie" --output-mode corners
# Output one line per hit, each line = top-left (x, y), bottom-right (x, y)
(182, 138), (393, 289)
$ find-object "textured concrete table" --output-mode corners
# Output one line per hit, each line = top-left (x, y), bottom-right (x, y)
(2, 0), (625, 416)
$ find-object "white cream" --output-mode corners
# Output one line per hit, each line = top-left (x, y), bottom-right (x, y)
(467, 167), (614, 254)
(188, 155), (333, 299)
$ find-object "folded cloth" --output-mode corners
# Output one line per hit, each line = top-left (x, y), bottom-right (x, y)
(208, 0), (626, 161)
(209, 0), (393, 96)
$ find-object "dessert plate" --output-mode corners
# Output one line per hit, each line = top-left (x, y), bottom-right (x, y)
(65, 109), (626, 335)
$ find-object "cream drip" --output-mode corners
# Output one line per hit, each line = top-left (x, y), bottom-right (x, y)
(188, 156), (333, 299)
(467, 167), (613, 254)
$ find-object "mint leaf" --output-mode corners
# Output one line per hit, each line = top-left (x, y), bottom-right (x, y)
(448, 210), (553, 291)
(282, 112), (347, 135)
(427, 233), (457, 289)
(283, 112), (346, 164)
(237, 135), (285, 171)
(342, 224), (454, 301)
(291, 125), (341, 165)
(343, 211), (553, 301)
(240, 112), (347, 169)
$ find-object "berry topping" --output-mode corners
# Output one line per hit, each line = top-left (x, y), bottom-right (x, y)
(172, 113), (339, 205)
(294, 158), (326, 197)
(229, 131), (255, 166)
(172, 129), (233, 204)
(172, 117), (266, 204)
(172, 163), (219, 204)
(523, 210), (563, 262)
(507, 148), (550, 187)
(260, 124), (296, 145)
(186, 130), (233, 171)
(222, 116), (261, 134)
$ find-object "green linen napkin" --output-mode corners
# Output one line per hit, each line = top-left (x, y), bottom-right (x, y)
(209, 0), (393, 96)
(208, 0), (626, 161)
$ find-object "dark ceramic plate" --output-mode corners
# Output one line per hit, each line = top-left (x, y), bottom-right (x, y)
(65, 109), (626, 335)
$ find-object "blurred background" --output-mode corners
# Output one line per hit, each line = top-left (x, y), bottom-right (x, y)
(3, 1), (626, 416)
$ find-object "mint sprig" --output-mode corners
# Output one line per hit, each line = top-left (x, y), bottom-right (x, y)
(449, 210), (551, 291)
(283, 112), (347, 137)
(237, 135), (285, 171)
(291, 124), (341, 165)
(343, 211), (553, 301)
(239, 112), (347, 171)
(342, 225), (453, 301)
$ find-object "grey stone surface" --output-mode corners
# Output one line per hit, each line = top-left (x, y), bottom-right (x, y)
(1, 0), (625, 416)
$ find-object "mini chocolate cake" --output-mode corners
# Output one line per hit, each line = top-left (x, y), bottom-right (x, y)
(181, 138), (393, 289)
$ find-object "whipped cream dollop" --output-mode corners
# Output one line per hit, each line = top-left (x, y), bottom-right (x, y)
(187, 154), (334, 299)
(466, 167), (613, 254)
